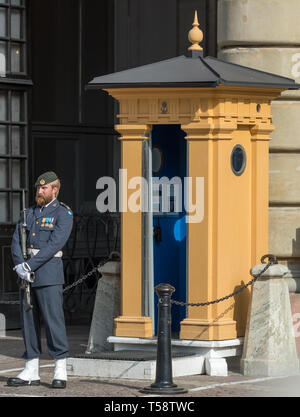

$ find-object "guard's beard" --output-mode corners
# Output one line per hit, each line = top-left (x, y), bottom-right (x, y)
(35, 194), (53, 207)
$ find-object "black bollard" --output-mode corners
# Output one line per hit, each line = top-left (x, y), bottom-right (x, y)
(140, 283), (187, 395)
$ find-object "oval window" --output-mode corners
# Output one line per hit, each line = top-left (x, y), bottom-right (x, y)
(152, 145), (164, 174)
(231, 145), (246, 176)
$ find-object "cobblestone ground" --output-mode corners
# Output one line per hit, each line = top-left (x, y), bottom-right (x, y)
(0, 325), (299, 404)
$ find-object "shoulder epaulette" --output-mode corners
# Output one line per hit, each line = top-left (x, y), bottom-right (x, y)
(60, 202), (73, 215)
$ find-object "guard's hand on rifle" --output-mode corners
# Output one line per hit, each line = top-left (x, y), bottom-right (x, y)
(22, 272), (34, 283)
(13, 263), (33, 282)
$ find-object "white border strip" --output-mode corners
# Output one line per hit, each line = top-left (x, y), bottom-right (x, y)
(141, 375), (292, 397)
(0, 393), (44, 397)
(189, 375), (291, 392)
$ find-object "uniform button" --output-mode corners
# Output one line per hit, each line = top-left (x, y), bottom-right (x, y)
(32, 233), (35, 236)
(36, 221), (39, 224)
(30, 245), (33, 248)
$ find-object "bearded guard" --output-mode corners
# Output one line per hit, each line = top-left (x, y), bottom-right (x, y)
(9, 172), (73, 389)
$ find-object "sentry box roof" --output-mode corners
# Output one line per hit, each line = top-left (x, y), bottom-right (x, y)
(87, 52), (299, 90)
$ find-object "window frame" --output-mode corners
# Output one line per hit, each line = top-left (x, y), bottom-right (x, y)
(0, 0), (31, 225)
(0, 84), (29, 224)
(0, 0), (27, 78)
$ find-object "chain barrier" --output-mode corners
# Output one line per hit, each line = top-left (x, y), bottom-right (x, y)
(62, 251), (120, 294)
(170, 254), (278, 307)
(62, 213), (120, 314)
(1, 253), (277, 308)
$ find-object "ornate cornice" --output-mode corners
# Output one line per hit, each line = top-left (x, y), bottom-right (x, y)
(106, 86), (279, 129)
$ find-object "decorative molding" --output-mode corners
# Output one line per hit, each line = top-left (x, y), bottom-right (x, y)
(114, 316), (153, 338)
(114, 124), (151, 140)
(181, 120), (237, 141)
(250, 123), (275, 141)
(106, 87), (278, 128)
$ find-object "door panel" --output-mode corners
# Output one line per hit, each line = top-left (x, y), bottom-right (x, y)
(151, 124), (187, 333)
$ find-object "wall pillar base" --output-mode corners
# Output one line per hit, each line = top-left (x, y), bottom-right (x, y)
(114, 316), (153, 338)
(179, 318), (237, 341)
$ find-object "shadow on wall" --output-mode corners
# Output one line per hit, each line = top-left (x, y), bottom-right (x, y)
(233, 282), (251, 338)
(291, 227), (300, 356)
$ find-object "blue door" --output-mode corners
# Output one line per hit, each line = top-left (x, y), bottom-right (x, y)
(151, 124), (187, 334)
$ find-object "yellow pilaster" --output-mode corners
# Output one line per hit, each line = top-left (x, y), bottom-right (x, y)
(114, 124), (153, 338)
(250, 123), (274, 266)
(179, 117), (275, 340)
(180, 121), (239, 340)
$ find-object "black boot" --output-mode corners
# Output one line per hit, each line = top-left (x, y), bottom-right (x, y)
(52, 379), (67, 389)
(7, 377), (40, 387)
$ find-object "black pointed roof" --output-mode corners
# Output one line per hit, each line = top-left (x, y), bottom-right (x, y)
(87, 51), (300, 90)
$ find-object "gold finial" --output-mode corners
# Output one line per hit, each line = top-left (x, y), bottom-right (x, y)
(188, 11), (203, 51)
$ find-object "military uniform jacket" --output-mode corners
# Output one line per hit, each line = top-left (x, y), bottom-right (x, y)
(11, 199), (73, 287)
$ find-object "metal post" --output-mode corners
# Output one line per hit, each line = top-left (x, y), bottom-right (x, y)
(140, 283), (187, 395)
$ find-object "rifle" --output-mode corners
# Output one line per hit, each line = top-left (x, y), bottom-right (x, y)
(19, 190), (35, 312)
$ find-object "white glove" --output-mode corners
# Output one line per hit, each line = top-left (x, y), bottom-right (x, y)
(13, 263), (33, 282)
(22, 272), (34, 283)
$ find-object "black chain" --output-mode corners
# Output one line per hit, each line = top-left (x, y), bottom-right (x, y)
(2, 254), (277, 308)
(62, 251), (120, 294)
(171, 255), (278, 307)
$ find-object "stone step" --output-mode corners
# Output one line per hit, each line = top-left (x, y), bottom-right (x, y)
(67, 353), (205, 380)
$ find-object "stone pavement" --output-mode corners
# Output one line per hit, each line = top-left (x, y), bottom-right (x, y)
(0, 325), (300, 401)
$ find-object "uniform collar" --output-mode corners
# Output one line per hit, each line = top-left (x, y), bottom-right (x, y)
(44, 198), (56, 209)
(35, 199), (59, 219)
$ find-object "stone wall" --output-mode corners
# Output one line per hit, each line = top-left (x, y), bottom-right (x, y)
(218, 0), (300, 284)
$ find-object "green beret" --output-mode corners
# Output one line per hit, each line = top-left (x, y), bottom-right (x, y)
(35, 171), (58, 187)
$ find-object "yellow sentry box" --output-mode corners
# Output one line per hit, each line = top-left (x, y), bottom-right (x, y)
(87, 13), (299, 340)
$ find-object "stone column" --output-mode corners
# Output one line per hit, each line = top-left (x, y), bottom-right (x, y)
(218, 0), (300, 286)
(86, 261), (121, 353)
(241, 263), (299, 376)
(113, 124), (153, 338)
